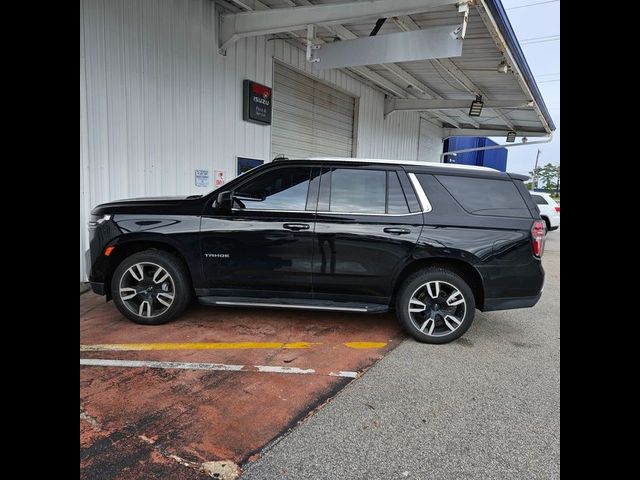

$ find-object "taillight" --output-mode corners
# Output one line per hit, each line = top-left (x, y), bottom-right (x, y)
(531, 220), (545, 257)
(554, 206), (560, 213)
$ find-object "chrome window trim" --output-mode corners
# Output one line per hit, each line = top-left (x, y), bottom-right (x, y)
(316, 211), (416, 217)
(407, 173), (433, 213)
(231, 208), (311, 214)
(230, 208), (421, 217)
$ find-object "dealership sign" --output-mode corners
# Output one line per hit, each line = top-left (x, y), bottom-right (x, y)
(243, 80), (272, 125)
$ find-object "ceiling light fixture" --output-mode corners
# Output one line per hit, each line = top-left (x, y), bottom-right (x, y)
(506, 131), (517, 142)
(468, 96), (483, 117)
(497, 60), (509, 73)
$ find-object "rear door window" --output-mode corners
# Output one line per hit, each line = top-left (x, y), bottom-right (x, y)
(387, 171), (410, 214)
(436, 175), (531, 218)
(327, 168), (386, 214)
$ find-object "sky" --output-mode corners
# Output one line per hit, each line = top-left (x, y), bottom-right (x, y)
(488, 0), (560, 175)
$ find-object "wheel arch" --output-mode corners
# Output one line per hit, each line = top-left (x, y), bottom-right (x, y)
(393, 257), (485, 310)
(104, 237), (193, 301)
(540, 215), (551, 231)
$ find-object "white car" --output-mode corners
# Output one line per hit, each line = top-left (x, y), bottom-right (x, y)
(530, 191), (560, 232)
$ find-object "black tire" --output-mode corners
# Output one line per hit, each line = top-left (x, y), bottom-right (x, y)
(111, 250), (192, 325)
(395, 267), (476, 344)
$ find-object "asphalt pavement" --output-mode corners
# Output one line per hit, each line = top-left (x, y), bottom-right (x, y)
(242, 230), (560, 479)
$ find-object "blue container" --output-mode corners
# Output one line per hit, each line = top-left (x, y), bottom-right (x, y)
(443, 137), (507, 172)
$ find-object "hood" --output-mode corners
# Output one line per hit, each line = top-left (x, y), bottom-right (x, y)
(91, 194), (205, 216)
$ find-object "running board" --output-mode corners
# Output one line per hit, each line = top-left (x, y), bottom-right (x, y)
(197, 296), (388, 313)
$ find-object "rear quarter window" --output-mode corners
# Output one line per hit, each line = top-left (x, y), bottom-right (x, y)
(436, 175), (532, 218)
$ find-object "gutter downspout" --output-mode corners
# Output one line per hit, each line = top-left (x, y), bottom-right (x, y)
(439, 133), (553, 162)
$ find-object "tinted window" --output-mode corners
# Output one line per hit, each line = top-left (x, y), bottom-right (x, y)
(235, 167), (311, 211)
(436, 175), (531, 218)
(329, 169), (386, 214)
(387, 171), (409, 214)
(531, 194), (548, 205)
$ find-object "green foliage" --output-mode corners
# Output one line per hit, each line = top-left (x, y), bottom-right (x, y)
(529, 163), (560, 193)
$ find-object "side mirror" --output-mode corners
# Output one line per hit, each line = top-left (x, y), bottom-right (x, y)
(215, 191), (234, 211)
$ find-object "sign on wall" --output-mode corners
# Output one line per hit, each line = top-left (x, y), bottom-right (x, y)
(243, 80), (272, 125)
(195, 169), (209, 187)
(237, 157), (264, 176)
(214, 170), (226, 187)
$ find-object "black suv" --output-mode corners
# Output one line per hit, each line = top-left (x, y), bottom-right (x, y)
(86, 158), (545, 344)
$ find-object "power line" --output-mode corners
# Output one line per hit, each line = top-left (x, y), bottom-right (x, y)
(520, 34), (560, 42)
(520, 35), (560, 45)
(537, 79), (560, 83)
(521, 38), (560, 45)
(506, 0), (559, 10)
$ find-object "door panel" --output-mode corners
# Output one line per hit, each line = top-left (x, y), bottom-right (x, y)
(200, 211), (315, 295)
(199, 166), (317, 296)
(311, 167), (422, 300)
(312, 213), (423, 299)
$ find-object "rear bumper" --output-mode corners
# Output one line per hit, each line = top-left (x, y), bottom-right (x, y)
(482, 290), (542, 312)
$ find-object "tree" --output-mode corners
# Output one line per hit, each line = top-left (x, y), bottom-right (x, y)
(528, 166), (543, 189)
(555, 164), (560, 195)
(539, 163), (558, 192)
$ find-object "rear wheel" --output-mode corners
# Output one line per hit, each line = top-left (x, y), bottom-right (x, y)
(111, 250), (192, 325)
(395, 268), (476, 344)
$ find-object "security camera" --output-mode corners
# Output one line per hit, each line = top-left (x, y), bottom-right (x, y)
(522, 137), (528, 143)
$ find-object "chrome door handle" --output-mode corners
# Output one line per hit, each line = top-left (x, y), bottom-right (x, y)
(283, 223), (310, 231)
(383, 227), (411, 235)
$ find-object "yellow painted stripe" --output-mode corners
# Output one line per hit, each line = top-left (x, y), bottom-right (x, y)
(343, 341), (387, 349)
(80, 342), (316, 352)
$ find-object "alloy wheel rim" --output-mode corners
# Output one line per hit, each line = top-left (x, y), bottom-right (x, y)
(408, 280), (466, 337)
(119, 262), (175, 318)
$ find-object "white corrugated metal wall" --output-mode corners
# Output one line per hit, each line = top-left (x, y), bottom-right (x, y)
(80, 0), (443, 280)
(417, 118), (445, 162)
(381, 111), (421, 161)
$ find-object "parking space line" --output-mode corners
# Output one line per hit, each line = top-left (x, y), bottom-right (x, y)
(80, 341), (389, 351)
(80, 342), (316, 352)
(80, 358), (360, 378)
(344, 342), (388, 349)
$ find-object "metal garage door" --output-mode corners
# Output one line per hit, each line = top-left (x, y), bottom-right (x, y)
(272, 62), (355, 159)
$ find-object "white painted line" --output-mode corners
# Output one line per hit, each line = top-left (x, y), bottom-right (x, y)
(329, 371), (359, 378)
(80, 358), (359, 378)
(255, 365), (316, 375)
(80, 358), (245, 372)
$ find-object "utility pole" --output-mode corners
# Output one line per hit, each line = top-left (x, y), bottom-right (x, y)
(532, 149), (541, 189)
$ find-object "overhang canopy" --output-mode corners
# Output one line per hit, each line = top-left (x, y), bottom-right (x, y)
(216, 0), (555, 138)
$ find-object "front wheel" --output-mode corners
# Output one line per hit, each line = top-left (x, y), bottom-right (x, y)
(395, 268), (476, 344)
(111, 250), (192, 325)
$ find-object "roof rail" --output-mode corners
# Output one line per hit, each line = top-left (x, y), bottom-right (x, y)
(271, 156), (500, 172)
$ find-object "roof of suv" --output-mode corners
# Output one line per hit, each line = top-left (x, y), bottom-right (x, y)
(278, 157), (498, 172)
(272, 157), (529, 181)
